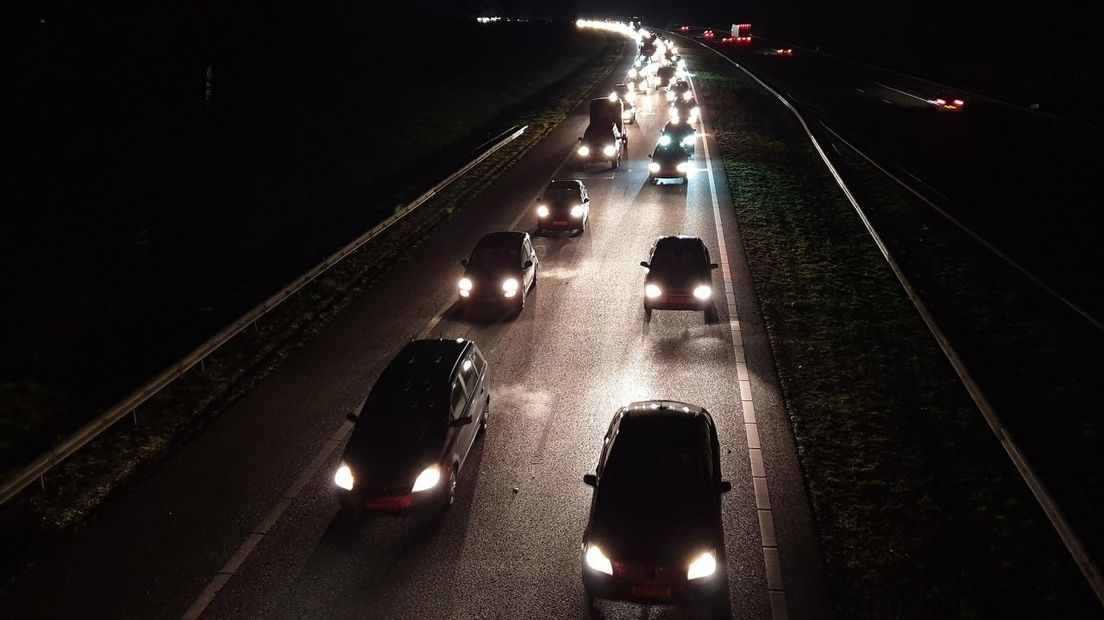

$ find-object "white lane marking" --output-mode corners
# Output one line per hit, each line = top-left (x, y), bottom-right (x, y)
(687, 70), (791, 618)
(685, 34), (1104, 605)
(880, 98), (894, 105)
(871, 80), (928, 103)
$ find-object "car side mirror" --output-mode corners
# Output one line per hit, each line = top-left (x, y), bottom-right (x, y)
(451, 415), (474, 428)
(640, 261), (650, 268)
(460, 259), (468, 267)
(523, 259), (533, 269)
(583, 474), (598, 487)
(346, 412), (359, 423)
(583, 197), (590, 203)
(719, 480), (732, 494)
(578, 136), (583, 141)
(709, 263), (719, 269)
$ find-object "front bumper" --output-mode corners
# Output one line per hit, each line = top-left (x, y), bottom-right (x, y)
(539, 215), (584, 230)
(650, 167), (688, 180)
(337, 487), (441, 513)
(582, 563), (725, 604)
(645, 292), (709, 310)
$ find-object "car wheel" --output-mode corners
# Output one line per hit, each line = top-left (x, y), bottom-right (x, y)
(479, 398), (490, 434)
(644, 305), (653, 322)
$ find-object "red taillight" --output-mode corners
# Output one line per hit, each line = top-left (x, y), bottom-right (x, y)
(953, 99), (964, 106)
(934, 99), (946, 105)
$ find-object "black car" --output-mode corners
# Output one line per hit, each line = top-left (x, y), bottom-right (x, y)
(666, 79), (692, 103)
(656, 64), (676, 89)
(648, 141), (691, 184)
(577, 122), (625, 169)
(669, 96), (700, 124)
(334, 339), (489, 512)
(581, 401), (732, 616)
(640, 236), (719, 321)
(536, 179), (590, 235)
(659, 121), (696, 156)
(458, 231), (539, 314)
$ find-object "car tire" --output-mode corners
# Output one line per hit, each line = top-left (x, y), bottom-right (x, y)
(644, 305), (653, 322)
(444, 467), (458, 508)
(479, 397), (490, 434)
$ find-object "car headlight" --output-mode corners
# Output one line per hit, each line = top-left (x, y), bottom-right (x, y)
(628, 68), (638, 78)
(693, 284), (712, 299)
(669, 116), (680, 125)
(658, 135), (672, 146)
(682, 91), (692, 101)
(570, 204), (584, 218)
(687, 551), (717, 580)
(682, 135), (695, 146)
(645, 283), (662, 298)
(411, 465), (441, 493)
(334, 463), (354, 490)
(676, 162), (689, 173)
(502, 278), (519, 297)
(666, 91), (675, 101)
(458, 277), (473, 292)
(691, 107), (700, 119)
(608, 91), (618, 101)
(536, 205), (550, 218)
(578, 145), (590, 157)
(603, 144), (617, 157)
(585, 544), (614, 575)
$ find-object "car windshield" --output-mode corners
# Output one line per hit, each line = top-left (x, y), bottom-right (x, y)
(602, 416), (711, 503)
(583, 125), (614, 142)
(470, 242), (520, 266)
(651, 242), (704, 269)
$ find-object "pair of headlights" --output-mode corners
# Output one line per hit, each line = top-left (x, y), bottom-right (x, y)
(333, 463), (442, 494)
(644, 283), (711, 299)
(536, 205), (585, 218)
(585, 544), (717, 581)
(577, 145), (618, 158)
(458, 277), (519, 298)
(648, 162), (690, 174)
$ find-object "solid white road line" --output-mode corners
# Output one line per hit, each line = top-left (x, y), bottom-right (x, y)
(687, 70), (791, 620)
(871, 80), (929, 103)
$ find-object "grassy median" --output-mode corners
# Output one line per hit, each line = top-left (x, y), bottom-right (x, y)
(0, 25), (622, 583)
(687, 45), (1100, 617)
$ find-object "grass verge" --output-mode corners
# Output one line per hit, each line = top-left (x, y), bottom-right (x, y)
(687, 45), (1101, 617)
(0, 31), (623, 584)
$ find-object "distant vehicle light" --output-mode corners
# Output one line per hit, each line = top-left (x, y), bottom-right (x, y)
(645, 283), (662, 298)
(953, 99), (964, 106)
(578, 145), (590, 157)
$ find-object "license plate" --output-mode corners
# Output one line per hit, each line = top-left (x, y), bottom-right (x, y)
(552, 220), (569, 226)
(631, 586), (672, 598)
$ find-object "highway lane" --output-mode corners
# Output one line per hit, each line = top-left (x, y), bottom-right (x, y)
(0, 43), (829, 619)
(701, 37), (1104, 319)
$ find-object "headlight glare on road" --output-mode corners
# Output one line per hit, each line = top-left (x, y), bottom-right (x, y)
(536, 205), (550, 218)
(585, 544), (614, 575)
(570, 204), (584, 218)
(676, 162), (689, 173)
(578, 145), (590, 157)
(603, 144), (617, 157)
(645, 283), (662, 298)
(334, 463), (355, 490)
(687, 551), (717, 580)
(693, 284), (712, 299)
(411, 465), (441, 493)
(648, 162), (661, 173)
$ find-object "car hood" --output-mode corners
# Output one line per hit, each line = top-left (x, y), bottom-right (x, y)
(589, 489), (718, 564)
(647, 268), (709, 291)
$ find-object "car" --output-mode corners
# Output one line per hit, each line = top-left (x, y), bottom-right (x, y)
(678, 25), (690, 32)
(659, 121), (697, 156)
(581, 400), (732, 616)
(458, 231), (539, 315)
(762, 47), (793, 56)
(612, 84), (637, 124)
(625, 72), (647, 94)
(577, 122), (625, 169)
(703, 29), (715, 40)
(656, 64), (677, 89)
(639, 235), (719, 321)
(668, 96), (700, 124)
(536, 179), (590, 235)
(929, 95), (966, 112)
(648, 140), (691, 185)
(666, 79), (693, 103)
(334, 339), (490, 513)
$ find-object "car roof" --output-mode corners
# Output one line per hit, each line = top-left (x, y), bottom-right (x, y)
(474, 231), (526, 248)
(381, 339), (470, 382)
(654, 235), (704, 250)
(547, 179), (583, 191)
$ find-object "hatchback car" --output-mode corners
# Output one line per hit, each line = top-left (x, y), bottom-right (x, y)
(458, 232), (538, 315)
(334, 339), (489, 512)
(581, 401), (732, 616)
(577, 122), (625, 169)
(536, 179), (590, 235)
(640, 236), (719, 321)
(660, 121), (697, 156)
(648, 142), (691, 184)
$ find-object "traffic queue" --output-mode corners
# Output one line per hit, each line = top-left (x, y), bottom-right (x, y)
(331, 21), (732, 618)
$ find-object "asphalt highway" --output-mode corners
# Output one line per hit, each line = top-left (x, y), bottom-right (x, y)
(0, 45), (830, 619)
(705, 36), (1104, 319)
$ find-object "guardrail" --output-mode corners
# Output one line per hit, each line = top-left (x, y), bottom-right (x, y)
(0, 124), (528, 508)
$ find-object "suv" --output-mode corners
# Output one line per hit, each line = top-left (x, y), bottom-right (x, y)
(640, 236), (719, 321)
(582, 401), (732, 616)
(458, 231), (539, 315)
(334, 339), (490, 512)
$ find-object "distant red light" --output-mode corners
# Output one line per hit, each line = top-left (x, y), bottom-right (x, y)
(953, 99), (964, 105)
